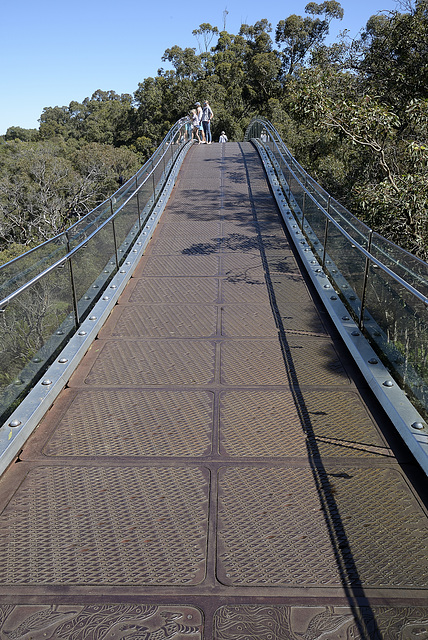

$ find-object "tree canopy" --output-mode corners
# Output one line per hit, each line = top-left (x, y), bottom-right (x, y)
(1, 0), (427, 262)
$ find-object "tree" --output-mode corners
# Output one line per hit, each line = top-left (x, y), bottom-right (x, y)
(239, 21), (282, 108)
(0, 140), (140, 257)
(5, 127), (39, 142)
(39, 105), (73, 139)
(192, 23), (219, 53)
(293, 66), (428, 257)
(359, 0), (428, 109)
(276, 1), (344, 75)
(161, 46), (204, 81)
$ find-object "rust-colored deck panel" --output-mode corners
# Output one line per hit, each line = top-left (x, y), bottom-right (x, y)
(0, 142), (427, 639)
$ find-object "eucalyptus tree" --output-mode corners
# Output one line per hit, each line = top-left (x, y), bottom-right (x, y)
(359, 0), (428, 110)
(275, 1), (344, 75)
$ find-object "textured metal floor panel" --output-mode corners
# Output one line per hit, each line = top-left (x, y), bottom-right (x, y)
(123, 276), (219, 304)
(213, 605), (428, 639)
(157, 221), (221, 238)
(220, 223), (259, 240)
(221, 305), (279, 337)
(221, 279), (271, 304)
(220, 337), (350, 386)
(276, 301), (328, 335)
(268, 273), (312, 303)
(302, 389), (390, 457)
(221, 254), (265, 280)
(99, 305), (218, 338)
(317, 466), (428, 588)
(218, 235), (260, 256)
(150, 236), (221, 255)
(0, 466), (209, 585)
(76, 340), (216, 386)
(217, 465), (428, 589)
(0, 605), (203, 639)
(216, 466), (341, 586)
(1, 142), (427, 634)
(138, 254), (220, 277)
(264, 253), (302, 276)
(43, 389), (213, 457)
(283, 333), (352, 386)
(219, 390), (306, 457)
(220, 339), (291, 386)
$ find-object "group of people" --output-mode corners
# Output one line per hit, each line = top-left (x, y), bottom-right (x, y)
(190, 101), (228, 144)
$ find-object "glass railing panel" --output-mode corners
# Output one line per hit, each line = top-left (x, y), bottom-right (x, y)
(327, 202), (371, 250)
(307, 183), (328, 211)
(307, 176), (329, 203)
(113, 194), (141, 266)
(279, 156), (292, 186)
(136, 162), (154, 188)
(70, 220), (117, 323)
(363, 264), (428, 412)
(332, 214), (369, 250)
(138, 179), (156, 223)
(324, 224), (367, 320)
(110, 178), (137, 213)
(302, 197), (327, 258)
(0, 235), (67, 302)
(152, 156), (166, 199)
(67, 202), (112, 250)
(114, 179), (137, 204)
(0, 263), (76, 423)
(371, 233), (428, 298)
(167, 141), (175, 168)
(289, 175), (305, 212)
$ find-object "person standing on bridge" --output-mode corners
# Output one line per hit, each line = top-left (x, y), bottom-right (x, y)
(195, 102), (206, 143)
(190, 109), (201, 143)
(201, 101), (213, 144)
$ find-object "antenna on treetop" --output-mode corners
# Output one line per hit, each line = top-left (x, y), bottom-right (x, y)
(223, 7), (229, 30)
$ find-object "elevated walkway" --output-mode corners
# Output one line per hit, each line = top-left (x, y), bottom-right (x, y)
(0, 142), (427, 639)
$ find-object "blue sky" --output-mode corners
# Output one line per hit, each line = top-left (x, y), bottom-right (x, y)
(1, 0), (401, 135)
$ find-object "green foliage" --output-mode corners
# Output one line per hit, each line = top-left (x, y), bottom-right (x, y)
(359, 1), (428, 110)
(275, 1), (343, 75)
(39, 90), (134, 145)
(1, 1), (428, 261)
(0, 242), (37, 266)
(5, 127), (39, 142)
(0, 139), (140, 256)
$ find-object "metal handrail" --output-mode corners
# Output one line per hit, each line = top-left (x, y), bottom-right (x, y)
(0, 116), (190, 298)
(247, 117), (428, 291)
(0, 146), (167, 309)
(0, 117), (192, 424)
(264, 132), (427, 305)
(245, 116), (428, 418)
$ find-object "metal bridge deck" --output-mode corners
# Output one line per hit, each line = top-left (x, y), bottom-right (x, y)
(0, 142), (427, 639)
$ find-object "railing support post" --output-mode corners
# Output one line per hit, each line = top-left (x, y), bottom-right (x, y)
(110, 199), (120, 271)
(152, 161), (156, 202)
(301, 191), (306, 231)
(322, 197), (331, 269)
(359, 230), (373, 331)
(322, 221), (330, 270)
(66, 237), (80, 328)
(135, 177), (141, 229)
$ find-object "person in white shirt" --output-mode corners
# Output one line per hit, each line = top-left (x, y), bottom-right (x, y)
(219, 131), (228, 143)
(201, 101), (214, 144)
(194, 102), (206, 143)
(190, 109), (201, 143)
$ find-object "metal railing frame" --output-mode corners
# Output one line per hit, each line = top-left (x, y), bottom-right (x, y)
(0, 117), (192, 423)
(245, 116), (428, 419)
